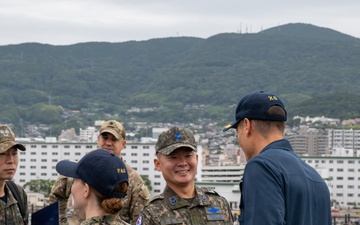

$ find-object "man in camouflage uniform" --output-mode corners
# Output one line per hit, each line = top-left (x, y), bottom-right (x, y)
(49, 120), (150, 225)
(137, 127), (234, 225)
(0, 125), (28, 225)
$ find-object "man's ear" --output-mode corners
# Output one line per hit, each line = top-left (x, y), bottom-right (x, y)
(154, 158), (161, 172)
(243, 118), (252, 136)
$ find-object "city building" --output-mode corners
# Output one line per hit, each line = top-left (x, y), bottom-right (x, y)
(200, 165), (245, 183)
(328, 129), (360, 156)
(302, 155), (360, 208)
(287, 125), (329, 156)
(12, 131), (360, 210)
(13, 140), (167, 198)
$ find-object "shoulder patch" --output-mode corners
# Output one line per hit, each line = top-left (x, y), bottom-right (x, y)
(201, 187), (220, 196)
(149, 194), (164, 203)
(139, 184), (150, 200)
(135, 215), (142, 225)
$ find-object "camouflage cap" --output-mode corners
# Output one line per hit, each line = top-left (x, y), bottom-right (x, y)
(156, 127), (197, 155)
(0, 124), (26, 153)
(100, 120), (126, 140)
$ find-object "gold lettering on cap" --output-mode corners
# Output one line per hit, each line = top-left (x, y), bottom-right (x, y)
(268, 95), (278, 101)
(117, 168), (126, 173)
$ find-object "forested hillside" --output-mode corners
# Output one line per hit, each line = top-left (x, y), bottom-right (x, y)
(1, 23), (359, 134)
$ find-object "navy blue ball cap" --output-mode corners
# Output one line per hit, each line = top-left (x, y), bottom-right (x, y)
(223, 91), (287, 132)
(56, 149), (128, 198)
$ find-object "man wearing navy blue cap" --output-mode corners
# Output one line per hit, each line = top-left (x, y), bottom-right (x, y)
(223, 91), (331, 225)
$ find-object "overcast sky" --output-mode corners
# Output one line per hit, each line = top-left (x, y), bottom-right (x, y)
(1, 0), (359, 46)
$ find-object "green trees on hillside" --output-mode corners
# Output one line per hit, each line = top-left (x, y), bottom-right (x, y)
(1, 23), (360, 132)
(25, 103), (63, 124)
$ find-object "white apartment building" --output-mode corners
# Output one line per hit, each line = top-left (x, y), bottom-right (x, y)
(13, 140), (205, 198)
(13, 141), (167, 198)
(79, 126), (98, 142)
(120, 142), (166, 196)
(328, 129), (360, 155)
(301, 155), (360, 208)
(200, 165), (245, 183)
(199, 155), (360, 209)
(13, 138), (360, 208)
(14, 141), (96, 185)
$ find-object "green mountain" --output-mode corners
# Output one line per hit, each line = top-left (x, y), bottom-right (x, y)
(1, 23), (360, 132)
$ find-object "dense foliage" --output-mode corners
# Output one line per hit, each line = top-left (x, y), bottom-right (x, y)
(1, 23), (360, 134)
(23, 179), (55, 196)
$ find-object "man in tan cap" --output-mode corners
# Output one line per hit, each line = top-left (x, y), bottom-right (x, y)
(0, 124), (28, 224)
(49, 120), (150, 225)
(137, 127), (234, 225)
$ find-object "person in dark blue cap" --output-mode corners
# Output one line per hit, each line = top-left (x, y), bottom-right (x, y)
(56, 149), (129, 225)
(223, 91), (331, 225)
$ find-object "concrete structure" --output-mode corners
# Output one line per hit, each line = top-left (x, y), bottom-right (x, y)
(200, 165), (245, 183)
(79, 126), (98, 142)
(287, 126), (360, 157)
(13, 141), (167, 198)
(12, 136), (360, 209)
(287, 126), (329, 156)
(27, 192), (47, 212)
(328, 129), (360, 156)
(293, 115), (340, 125)
(15, 142), (97, 185)
(301, 155), (360, 208)
(13, 140), (204, 198)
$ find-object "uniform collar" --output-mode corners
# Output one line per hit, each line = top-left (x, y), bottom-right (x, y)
(260, 139), (292, 154)
(163, 185), (211, 210)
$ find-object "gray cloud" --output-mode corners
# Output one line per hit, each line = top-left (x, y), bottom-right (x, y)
(1, 0), (359, 45)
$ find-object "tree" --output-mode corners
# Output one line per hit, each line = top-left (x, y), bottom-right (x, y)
(25, 103), (63, 124)
(135, 128), (153, 139)
(23, 179), (55, 196)
(140, 175), (153, 191)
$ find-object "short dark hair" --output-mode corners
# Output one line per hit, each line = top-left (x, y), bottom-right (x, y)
(253, 105), (286, 137)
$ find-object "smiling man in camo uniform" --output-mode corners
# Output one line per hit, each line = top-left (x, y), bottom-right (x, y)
(136, 127), (234, 225)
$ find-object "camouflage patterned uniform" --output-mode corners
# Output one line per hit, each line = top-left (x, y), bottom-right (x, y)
(49, 161), (150, 225)
(0, 183), (29, 225)
(80, 215), (129, 225)
(138, 185), (234, 225)
(119, 163), (150, 224)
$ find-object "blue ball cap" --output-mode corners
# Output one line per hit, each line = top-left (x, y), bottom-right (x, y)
(56, 149), (128, 198)
(223, 91), (287, 132)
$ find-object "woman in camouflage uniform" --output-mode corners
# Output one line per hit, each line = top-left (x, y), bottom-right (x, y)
(56, 149), (129, 225)
(49, 120), (149, 225)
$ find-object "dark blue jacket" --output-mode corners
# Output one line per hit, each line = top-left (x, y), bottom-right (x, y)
(238, 139), (331, 225)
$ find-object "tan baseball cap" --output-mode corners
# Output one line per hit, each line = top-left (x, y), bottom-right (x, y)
(99, 120), (126, 140)
(0, 125), (26, 153)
